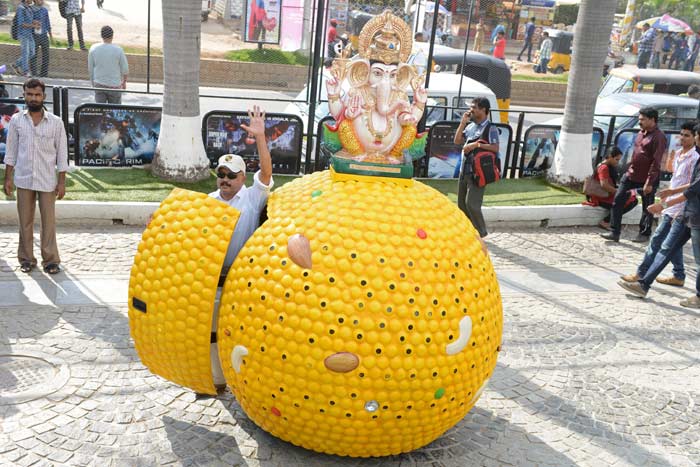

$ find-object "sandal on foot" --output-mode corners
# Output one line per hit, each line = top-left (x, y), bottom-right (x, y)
(43, 263), (60, 275)
(20, 262), (33, 273)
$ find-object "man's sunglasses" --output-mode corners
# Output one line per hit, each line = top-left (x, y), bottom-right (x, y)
(217, 171), (239, 180)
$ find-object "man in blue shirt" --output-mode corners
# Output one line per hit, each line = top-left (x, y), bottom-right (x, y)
(517, 17), (536, 63)
(453, 97), (500, 238)
(30, 0), (52, 77)
(11, 0), (36, 77)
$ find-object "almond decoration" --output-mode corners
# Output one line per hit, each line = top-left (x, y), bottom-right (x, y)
(287, 234), (312, 269)
(324, 352), (360, 373)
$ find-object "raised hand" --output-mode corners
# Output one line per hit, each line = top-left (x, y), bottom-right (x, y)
(414, 85), (428, 105)
(345, 94), (362, 119)
(326, 76), (341, 97)
(240, 105), (266, 138)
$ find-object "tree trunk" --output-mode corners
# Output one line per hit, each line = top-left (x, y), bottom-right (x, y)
(549, 0), (617, 187)
(151, 0), (210, 182)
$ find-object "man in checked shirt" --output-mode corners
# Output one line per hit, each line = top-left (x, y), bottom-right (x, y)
(3, 78), (68, 275)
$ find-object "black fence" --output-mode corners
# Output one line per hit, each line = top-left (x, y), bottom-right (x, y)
(1, 86), (695, 182)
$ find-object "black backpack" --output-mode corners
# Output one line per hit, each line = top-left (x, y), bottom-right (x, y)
(58, 0), (68, 18)
(466, 122), (502, 186)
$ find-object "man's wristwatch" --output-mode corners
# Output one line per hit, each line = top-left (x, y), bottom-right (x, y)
(661, 200), (669, 209)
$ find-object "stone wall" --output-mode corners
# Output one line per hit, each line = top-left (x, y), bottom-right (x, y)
(0, 43), (308, 91)
(0, 42), (567, 106)
(511, 80), (567, 108)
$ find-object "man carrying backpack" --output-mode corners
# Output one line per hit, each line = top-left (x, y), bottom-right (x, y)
(453, 97), (500, 238)
(11, 0), (37, 77)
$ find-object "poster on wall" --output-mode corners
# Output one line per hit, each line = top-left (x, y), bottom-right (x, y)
(203, 112), (302, 174)
(245, 0), (282, 44)
(0, 99), (24, 164)
(615, 130), (679, 181)
(426, 121), (510, 179)
(521, 126), (602, 177)
(327, 0), (349, 30)
(75, 105), (161, 166)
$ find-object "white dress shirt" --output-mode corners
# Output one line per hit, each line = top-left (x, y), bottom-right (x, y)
(4, 110), (69, 192)
(209, 170), (273, 268)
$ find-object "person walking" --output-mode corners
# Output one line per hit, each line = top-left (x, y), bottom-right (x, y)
(88, 26), (129, 104)
(327, 18), (337, 44)
(64, 0), (86, 51)
(11, 0), (37, 77)
(617, 123), (700, 308)
(473, 18), (484, 52)
(453, 97), (500, 238)
(30, 0), (52, 78)
(618, 121), (699, 288)
(2, 78), (68, 275)
(684, 34), (699, 71)
(636, 23), (655, 69)
(652, 29), (664, 68)
(535, 31), (552, 73)
(601, 107), (666, 243)
(517, 17), (536, 62)
(492, 30), (506, 60)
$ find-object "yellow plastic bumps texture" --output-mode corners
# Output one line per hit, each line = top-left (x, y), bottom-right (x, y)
(129, 188), (240, 395)
(217, 170), (503, 457)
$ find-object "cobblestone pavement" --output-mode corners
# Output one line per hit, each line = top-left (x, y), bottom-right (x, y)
(1, 225), (699, 467)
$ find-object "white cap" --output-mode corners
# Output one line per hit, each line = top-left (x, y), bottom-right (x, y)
(217, 154), (246, 175)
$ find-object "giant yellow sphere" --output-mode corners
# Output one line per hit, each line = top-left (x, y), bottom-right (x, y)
(217, 170), (503, 457)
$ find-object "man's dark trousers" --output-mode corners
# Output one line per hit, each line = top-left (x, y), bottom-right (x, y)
(609, 173), (656, 238)
(30, 33), (50, 77)
(518, 39), (533, 62)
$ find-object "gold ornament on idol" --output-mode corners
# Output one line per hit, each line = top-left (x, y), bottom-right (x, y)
(358, 10), (412, 65)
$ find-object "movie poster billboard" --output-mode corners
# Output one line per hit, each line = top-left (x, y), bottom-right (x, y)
(245, 0), (281, 44)
(0, 99), (24, 164)
(427, 121), (511, 178)
(74, 105), (161, 166)
(521, 126), (602, 177)
(203, 111), (302, 174)
(615, 129), (679, 181)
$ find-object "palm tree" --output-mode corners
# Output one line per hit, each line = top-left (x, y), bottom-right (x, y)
(548, 0), (617, 186)
(151, 0), (210, 182)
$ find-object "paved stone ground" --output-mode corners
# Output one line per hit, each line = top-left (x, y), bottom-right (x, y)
(1, 225), (699, 467)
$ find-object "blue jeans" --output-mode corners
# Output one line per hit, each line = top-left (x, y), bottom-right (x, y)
(636, 214), (685, 280)
(15, 35), (35, 74)
(639, 226), (700, 295)
(536, 57), (550, 73)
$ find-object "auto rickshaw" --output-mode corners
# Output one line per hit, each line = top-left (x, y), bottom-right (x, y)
(543, 29), (573, 74)
(414, 43), (512, 122)
(347, 10), (374, 49)
(599, 68), (700, 98)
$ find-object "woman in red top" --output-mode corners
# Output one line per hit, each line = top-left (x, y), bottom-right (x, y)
(493, 31), (506, 60)
(586, 147), (638, 230)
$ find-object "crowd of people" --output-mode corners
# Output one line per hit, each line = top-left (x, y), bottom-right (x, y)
(580, 105), (700, 309)
(637, 22), (699, 71)
(11, 0), (116, 79)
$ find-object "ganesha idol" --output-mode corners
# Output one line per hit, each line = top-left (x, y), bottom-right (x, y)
(323, 11), (428, 173)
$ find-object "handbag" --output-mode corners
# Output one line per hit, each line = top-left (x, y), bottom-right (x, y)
(583, 175), (609, 198)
